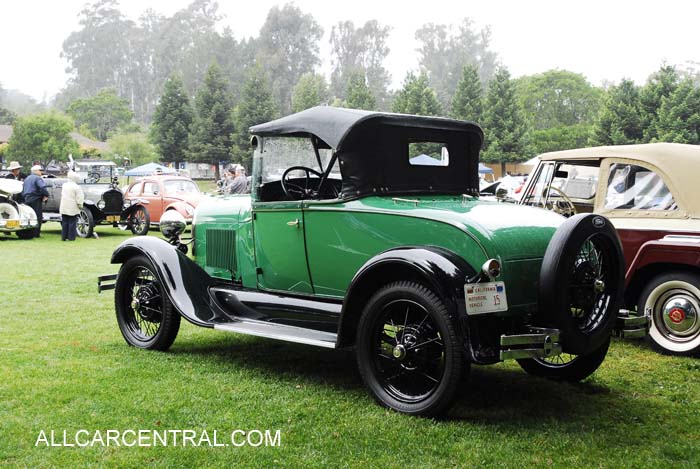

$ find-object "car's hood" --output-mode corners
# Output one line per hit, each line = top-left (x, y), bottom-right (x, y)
(168, 192), (204, 206)
(354, 196), (564, 261)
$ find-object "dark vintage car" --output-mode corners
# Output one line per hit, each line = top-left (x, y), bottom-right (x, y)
(99, 107), (644, 416)
(521, 143), (700, 355)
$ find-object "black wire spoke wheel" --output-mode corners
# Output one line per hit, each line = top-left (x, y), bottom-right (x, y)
(517, 338), (610, 382)
(373, 299), (445, 402)
(115, 256), (180, 350)
(569, 235), (613, 334)
(357, 281), (465, 416)
(129, 206), (150, 236)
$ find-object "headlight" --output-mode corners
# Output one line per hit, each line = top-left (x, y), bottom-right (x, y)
(122, 199), (132, 208)
(160, 210), (187, 240)
(97, 200), (106, 210)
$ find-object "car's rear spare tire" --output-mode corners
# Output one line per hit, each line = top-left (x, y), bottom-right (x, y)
(356, 281), (466, 416)
(539, 214), (624, 355)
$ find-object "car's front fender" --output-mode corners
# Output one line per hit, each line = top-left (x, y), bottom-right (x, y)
(111, 236), (218, 327)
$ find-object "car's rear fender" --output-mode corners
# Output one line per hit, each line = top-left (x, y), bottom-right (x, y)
(111, 236), (218, 327)
(336, 246), (477, 349)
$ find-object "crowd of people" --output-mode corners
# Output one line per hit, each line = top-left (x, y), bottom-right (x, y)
(219, 164), (249, 194)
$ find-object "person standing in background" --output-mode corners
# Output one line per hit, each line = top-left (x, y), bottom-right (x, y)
(5, 161), (25, 181)
(21, 165), (49, 238)
(59, 171), (85, 241)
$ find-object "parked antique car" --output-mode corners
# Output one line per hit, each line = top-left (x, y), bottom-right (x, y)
(99, 107), (643, 416)
(123, 175), (205, 236)
(0, 178), (38, 239)
(43, 161), (144, 237)
(520, 143), (700, 355)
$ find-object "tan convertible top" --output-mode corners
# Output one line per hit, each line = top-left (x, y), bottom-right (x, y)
(538, 142), (700, 218)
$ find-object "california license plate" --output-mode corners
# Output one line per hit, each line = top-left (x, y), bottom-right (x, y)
(107, 215), (120, 222)
(6, 220), (19, 229)
(465, 282), (508, 315)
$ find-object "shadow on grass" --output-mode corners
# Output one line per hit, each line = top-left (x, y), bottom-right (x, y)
(164, 333), (657, 427)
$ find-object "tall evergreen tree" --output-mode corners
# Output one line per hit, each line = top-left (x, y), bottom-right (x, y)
(188, 62), (234, 180)
(481, 67), (529, 175)
(344, 72), (376, 111)
(391, 72), (442, 116)
(640, 65), (680, 142)
(231, 65), (278, 171)
(150, 75), (193, 165)
(450, 65), (483, 122)
(656, 79), (700, 144)
(590, 79), (643, 145)
(291, 73), (328, 113)
(256, 3), (323, 114)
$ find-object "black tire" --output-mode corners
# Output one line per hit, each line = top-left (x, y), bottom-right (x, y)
(639, 272), (700, 356)
(356, 281), (466, 416)
(16, 230), (35, 239)
(517, 338), (610, 382)
(129, 206), (150, 236)
(115, 256), (180, 350)
(76, 207), (94, 238)
(539, 214), (624, 355)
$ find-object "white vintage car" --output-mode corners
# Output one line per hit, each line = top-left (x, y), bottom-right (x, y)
(0, 179), (38, 239)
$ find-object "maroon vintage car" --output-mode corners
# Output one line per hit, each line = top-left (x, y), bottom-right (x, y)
(521, 143), (700, 355)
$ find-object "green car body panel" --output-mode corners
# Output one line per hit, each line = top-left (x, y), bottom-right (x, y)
(193, 193), (563, 313)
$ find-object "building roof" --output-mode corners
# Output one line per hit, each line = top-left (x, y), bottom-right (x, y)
(0, 125), (109, 152)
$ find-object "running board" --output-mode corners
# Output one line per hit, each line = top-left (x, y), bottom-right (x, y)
(214, 320), (337, 349)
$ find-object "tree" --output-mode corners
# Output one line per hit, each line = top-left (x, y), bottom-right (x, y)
(640, 65), (680, 142)
(391, 72), (442, 116)
(256, 3), (323, 114)
(344, 72), (376, 111)
(515, 70), (603, 130)
(656, 79), (700, 144)
(231, 64), (278, 171)
(291, 73), (328, 113)
(590, 79), (643, 145)
(66, 88), (134, 141)
(529, 124), (592, 155)
(415, 19), (498, 111)
(107, 132), (159, 166)
(481, 68), (529, 175)
(188, 62), (234, 180)
(0, 83), (14, 124)
(329, 20), (391, 109)
(150, 75), (193, 164)
(450, 65), (483, 122)
(7, 112), (80, 168)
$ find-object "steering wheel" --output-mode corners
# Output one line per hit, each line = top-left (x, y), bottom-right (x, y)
(281, 166), (324, 200)
(543, 185), (578, 217)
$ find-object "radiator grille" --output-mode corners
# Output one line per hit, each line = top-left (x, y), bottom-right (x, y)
(102, 190), (123, 214)
(206, 228), (236, 272)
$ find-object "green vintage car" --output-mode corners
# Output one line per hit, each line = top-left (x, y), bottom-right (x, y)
(99, 107), (640, 416)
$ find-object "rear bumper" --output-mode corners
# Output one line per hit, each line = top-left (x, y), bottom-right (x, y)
(500, 327), (562, 360)
(0, 218), (38, 232)
(613, 310), (649, 339)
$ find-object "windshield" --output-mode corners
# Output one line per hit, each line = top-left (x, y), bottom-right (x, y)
(257, 137), (337, 183)
(163, 180), (199, 195)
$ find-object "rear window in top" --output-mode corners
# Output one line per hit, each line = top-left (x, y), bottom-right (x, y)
(408, 142), (449, 167)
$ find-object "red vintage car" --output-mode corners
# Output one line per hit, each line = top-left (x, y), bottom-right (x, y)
(124, 175), (205, 235)
(521, 143), (700, 355)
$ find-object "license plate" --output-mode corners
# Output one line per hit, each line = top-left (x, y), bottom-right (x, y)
(106, 215), (120, 222)
(6, 220), (19, 229)
(465, 282), (508, 315)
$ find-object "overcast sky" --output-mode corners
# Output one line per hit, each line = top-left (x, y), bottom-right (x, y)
(1, 0), (699, 101)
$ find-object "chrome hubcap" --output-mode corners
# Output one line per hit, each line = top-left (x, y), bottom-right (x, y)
(661, 295), (698, 336)
(392, 344), (406, 360)
(594, 279), (606, 293)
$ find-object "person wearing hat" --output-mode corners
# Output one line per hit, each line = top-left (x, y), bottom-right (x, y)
(21, 165), (49, 238)
(4, 161), (25, 181)
(59, 170), (85, 241)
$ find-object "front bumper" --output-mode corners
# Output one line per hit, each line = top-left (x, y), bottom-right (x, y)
(0, 218), (38, 232)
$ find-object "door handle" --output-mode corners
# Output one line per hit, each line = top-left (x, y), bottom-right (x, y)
(286, 218), (300, 227)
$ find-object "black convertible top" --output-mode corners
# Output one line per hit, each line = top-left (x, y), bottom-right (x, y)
(250, 106), (483, 151)
(250, 106), (485, 198)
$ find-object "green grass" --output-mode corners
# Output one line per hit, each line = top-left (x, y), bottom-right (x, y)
(2, 224), (700, 467)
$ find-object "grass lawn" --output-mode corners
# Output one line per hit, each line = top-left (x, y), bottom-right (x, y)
(2, 221), (700, 467)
